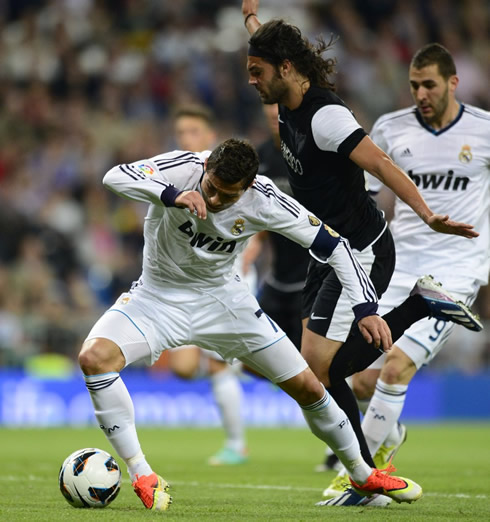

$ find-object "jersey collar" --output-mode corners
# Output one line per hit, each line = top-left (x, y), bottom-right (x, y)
(414, 103), (464, 136)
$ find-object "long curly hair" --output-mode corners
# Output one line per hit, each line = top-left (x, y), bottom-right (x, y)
(249, 19), (337, 91)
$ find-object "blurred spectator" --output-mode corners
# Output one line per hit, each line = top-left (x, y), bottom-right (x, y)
(0, 0), (488, 369)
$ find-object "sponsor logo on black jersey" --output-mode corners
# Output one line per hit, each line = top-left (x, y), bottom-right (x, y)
(408, 170), (469, 191)
(281, 141), (303, 176)
(178, 220), (236, 253)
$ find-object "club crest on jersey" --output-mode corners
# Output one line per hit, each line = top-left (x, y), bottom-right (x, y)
(324, 224), (339, 237)
(458, 145), (472, 164)
(231, 219), (245, 236)
(137, 163), (155, 176)
(117, 296), (131, 305)
(308, 215), (321, 227)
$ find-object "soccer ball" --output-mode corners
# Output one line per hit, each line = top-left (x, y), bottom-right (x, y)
(59, 448), (121, 508)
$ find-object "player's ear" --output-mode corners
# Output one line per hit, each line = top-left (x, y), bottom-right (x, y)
(448, 74), (458, 94)
(280, 59), (292, 77)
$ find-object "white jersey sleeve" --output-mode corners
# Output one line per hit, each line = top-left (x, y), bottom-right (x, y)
(254, 176), (378, 318)
(311, 105), (363, 152)
(103, 150), (205, 205)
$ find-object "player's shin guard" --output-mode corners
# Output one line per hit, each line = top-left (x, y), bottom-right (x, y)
(84, 373), (151, 479)
(301, 388), (371, 484)
(362, 379), (407, 456)
(327, 379), (376, 468)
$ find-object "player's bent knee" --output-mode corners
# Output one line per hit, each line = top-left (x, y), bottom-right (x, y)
(278, 368), (325, 406)
(380, 349), (417, 385)
(79, 338), (125, 375)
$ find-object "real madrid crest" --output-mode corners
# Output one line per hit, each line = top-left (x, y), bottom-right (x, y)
(324, 224), (339, 237)
(458, 145), (472, 163)
(308, 215), (321, 226)
(231, 218), (245, 236)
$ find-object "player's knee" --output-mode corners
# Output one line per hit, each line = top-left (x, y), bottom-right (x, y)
(78, 338), (124, 375)
(379, 360), (404, 384)
(282, 368), (325, 405)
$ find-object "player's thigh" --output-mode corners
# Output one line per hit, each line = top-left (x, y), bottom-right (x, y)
(169, 345), (202, 375)
(395, 318), (455, 369)
(238, 336), (308, 384)
(84, 309), (152, 369)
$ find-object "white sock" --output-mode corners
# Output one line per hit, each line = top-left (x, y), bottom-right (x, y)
(301, 388), (371, 484)
(84, 372), (152, 481)
(385, 422), (403, 447)
(210, 368), (245, 452)
(362, 379), (408, 456)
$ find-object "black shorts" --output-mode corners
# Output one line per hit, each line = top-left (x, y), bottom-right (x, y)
(302, 227), (395, 339)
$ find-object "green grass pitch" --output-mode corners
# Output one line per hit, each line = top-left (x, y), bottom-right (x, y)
(1, 424), (489, 520)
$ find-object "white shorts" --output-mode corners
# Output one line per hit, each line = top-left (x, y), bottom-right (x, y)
(85, 278), (307, 383)
(171, 345), (225, 363)
(368, 271), (480, 370)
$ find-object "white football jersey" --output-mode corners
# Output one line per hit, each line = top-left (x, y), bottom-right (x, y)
(103, 150), (377, 311)
(367, 104), (490, 291)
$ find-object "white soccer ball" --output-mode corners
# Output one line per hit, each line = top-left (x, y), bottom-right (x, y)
(59, 448), (122, 508)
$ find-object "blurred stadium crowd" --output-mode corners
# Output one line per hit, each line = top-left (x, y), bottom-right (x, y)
(0, 0), (488, 371)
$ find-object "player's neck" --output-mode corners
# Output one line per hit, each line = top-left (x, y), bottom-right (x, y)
(430, 99), (461, 131)
(283, 75), (310, 110)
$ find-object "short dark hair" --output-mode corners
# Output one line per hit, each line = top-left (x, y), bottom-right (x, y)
(411, 43), (457, 80)
(249, 19), (337, 91)
(207, 139), (259, 189)
(173, 104), (215, 127)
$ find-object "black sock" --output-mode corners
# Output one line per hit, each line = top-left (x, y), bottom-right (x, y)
(327, 380), (375, 468)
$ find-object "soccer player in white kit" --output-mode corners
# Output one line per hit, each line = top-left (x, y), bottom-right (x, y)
(169, 105), (250, 466)
(78, 138), (447, 510)
(322, 43), (489, 503)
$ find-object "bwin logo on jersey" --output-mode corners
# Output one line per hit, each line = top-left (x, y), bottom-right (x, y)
(231, 219), (245, 236)
(408, 169), (469, 191)
(281, 141), (303, 176)
(458, 145), (472, 163)
(178, 220), (236, 253)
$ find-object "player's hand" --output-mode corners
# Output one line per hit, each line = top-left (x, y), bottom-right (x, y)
(427, 214), (479, 238)
(175, 191), (207, 219)
(242, 0), (259, 17)
(358, 315), (392, 353)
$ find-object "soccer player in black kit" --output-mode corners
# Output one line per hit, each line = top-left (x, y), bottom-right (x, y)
(241, 0), (480, 504)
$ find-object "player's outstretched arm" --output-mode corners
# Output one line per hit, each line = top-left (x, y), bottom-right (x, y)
(242, 0), (261, 35)
(350, 136), (479, 239)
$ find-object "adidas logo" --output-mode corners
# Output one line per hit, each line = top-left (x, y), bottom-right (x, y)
(401, 147), (412, 157)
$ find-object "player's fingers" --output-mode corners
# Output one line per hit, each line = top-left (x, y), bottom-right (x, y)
(359, 324), (373, 345)
(380, 325), (392, 352)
